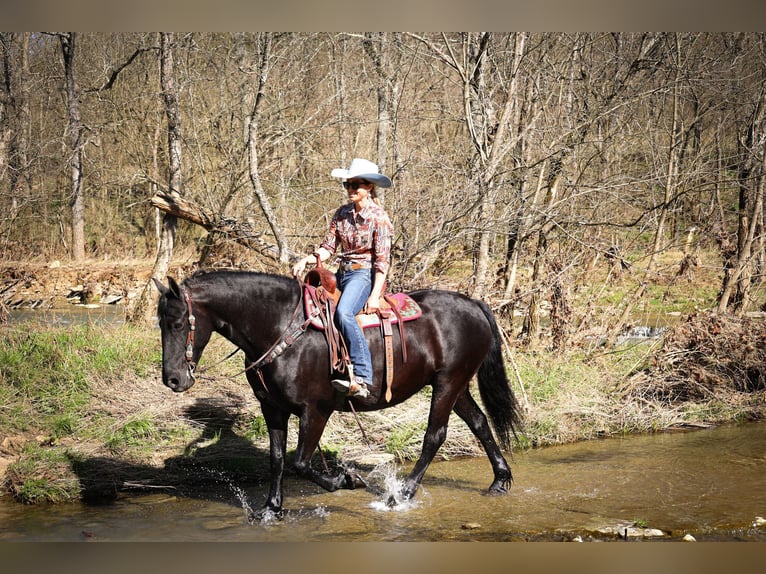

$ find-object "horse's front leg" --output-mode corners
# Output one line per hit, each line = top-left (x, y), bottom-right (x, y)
(249, 405), (289, 522)
(293, 405), (366, 491)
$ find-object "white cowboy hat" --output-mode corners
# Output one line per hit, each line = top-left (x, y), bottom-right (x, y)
(331, 158), (392, 188)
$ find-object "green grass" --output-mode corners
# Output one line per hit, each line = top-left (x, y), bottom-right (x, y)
(0, 323), (171, 500)
(385, 422), (426, 461)
(2, 298), (765, 505)
(6, 444), (82, 503)
(0, 325), (160, 434)
(238, 414), (268, 440)
(106, 415), (158, 453)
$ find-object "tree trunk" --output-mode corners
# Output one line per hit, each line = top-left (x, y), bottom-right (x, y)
(604, 34), (682, 346)
(60, 32), (85, 261)
(245, 33), (289, 266)
(331, 34), (348, 166)
(647, 34), (682, 272)
(128, 32), (181, 324)
(717, 124), (766, 313)
(363, 32), (395, 204)
(549, 257), (572, 352)
(522, 157), (563, 346)
(1, 33), (32, 226)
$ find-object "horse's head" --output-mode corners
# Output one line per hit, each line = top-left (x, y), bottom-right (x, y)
(153, 276), (208, 392)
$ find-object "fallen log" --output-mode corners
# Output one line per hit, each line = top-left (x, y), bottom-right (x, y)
(150, 192), (299, 262)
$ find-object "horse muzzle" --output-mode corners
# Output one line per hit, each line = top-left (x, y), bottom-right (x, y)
(163, 365), (196, 392)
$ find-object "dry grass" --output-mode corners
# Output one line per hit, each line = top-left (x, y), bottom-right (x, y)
(621, 312), (766, 402)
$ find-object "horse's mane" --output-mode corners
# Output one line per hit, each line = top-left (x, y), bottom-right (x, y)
(182, 269), (298, 300)
(185, 268), (292, 286)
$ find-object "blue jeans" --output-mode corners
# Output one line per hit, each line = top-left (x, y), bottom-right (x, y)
(335, 268), (373, 383)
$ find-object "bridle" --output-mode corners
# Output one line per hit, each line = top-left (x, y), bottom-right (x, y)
(182, 289), (197, 382)
(177, 277), (320, 389)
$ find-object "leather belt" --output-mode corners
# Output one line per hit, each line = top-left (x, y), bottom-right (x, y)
(340, 261), (370, 272)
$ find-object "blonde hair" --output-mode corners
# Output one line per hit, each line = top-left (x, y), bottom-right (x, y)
(369, 184), (381, 206)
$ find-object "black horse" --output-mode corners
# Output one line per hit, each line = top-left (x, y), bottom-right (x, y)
(154, 270), (521, 518)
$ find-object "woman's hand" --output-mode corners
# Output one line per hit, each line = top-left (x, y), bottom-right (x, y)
(364, 270), (387, 313)
(293, 249), (329, 277)
(364, 296), (380, 314)
(292, 257), (309, 277)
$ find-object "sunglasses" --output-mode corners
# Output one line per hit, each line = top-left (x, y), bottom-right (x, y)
(342, 180), (369, 190)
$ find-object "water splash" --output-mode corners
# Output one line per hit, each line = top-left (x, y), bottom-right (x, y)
(365, 462), (423, 512)
(313, 505), (330, 518)
(187, 464), (258, 521)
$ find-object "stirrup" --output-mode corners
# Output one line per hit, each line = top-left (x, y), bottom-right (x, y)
(331, 377), (370, 398)
(347, 380), (370, 399)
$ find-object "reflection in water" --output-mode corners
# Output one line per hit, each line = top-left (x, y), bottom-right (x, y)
(1, 422), (766, 541)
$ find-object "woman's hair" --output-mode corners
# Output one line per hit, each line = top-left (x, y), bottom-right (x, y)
(369, 184), (381, 206)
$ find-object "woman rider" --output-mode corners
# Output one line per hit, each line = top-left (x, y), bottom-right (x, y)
(292, 158), (393, 399)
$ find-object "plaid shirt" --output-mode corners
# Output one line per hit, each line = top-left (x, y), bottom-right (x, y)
(320, 202), (393, 275)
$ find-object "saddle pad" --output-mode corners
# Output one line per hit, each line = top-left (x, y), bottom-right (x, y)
(304, 288), (422, 330)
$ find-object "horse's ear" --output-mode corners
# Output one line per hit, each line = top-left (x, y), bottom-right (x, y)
(152, 277), (169, 295)
(167, 276), (182, 299)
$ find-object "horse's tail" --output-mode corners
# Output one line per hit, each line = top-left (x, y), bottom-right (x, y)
(475, 299), (522, 451)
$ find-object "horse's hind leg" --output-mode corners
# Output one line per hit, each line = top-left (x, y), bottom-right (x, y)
(398, 384), (457, 500)
(453, 390), (513, 494)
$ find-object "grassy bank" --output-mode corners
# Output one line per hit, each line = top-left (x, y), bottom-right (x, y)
(1, 316), (764, 504)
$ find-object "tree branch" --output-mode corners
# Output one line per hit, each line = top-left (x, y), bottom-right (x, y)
(150, 192), (299, 262)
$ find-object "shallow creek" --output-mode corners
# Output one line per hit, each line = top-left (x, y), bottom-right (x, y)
(1, 421), (765, 541)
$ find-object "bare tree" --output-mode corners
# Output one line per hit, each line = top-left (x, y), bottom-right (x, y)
(7, 32), (766, 335)
(718, 47), (766, 313)
(362, 32), (408, 203)
(129, 32), (182, 324)
(410, 32), (527, 298)
(243, 33), (289, 265)
(59, 32), (85, 261)
(0, 33), (31, 232)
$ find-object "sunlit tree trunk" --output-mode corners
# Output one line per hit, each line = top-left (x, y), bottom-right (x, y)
(1, 33), (31, 228)
(129, 32), (181, 324)
(522, 156), (563, 345)
(244, 33), (289, 266)
(411, 32), (526, 299)
(331, 34), (348, 167)
(647, 34), (682, 272)
(363, 32), (403, 204)
(59, 32), (85, 261)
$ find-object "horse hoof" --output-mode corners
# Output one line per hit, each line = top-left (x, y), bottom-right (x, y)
(487, 478), (511, 495)
(248, 506), (285, 524)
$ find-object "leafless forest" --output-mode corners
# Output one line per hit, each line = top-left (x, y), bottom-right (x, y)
(2, 32), (766, 343)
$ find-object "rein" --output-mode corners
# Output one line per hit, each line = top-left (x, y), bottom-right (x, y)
(181, 277), (319, 390)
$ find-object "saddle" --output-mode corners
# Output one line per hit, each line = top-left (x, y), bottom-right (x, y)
(303, 266), (422, 402)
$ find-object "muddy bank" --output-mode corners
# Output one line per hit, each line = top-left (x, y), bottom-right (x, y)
(0, 260), (155, 310)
